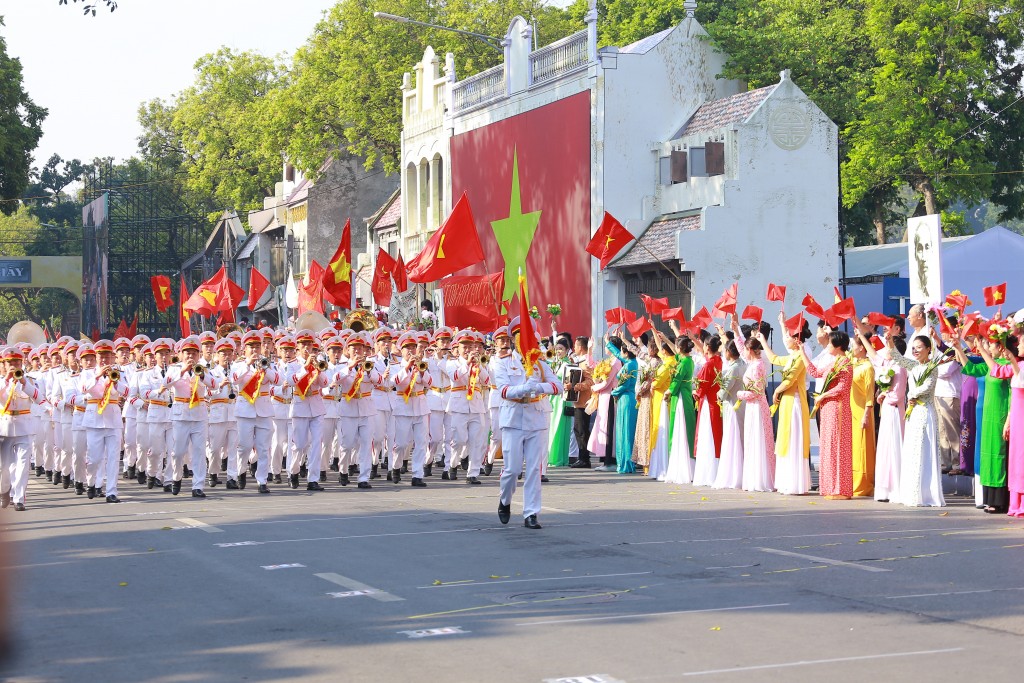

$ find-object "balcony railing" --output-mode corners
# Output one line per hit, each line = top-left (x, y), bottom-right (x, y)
(529, 30), (588, 86)
(451, 64), (505, 113)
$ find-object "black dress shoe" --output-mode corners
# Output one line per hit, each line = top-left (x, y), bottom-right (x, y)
(106, 495), (121, 503)
(483, 462), (493, 476)
(370, 464), (379, 479)
(209, 474), (220, 487)
(441, 470), (450, 481)
(401, 462), (408, 474)
(274, 474), (282, 484)
(172, 480), (182, 495)
(424, 464), (432, 477)
(226, 479), (239, 490)
(570, 459), (591, 469)
(498, 502), (511, 525)
(307, 482), (325, 491)
(136, 471), (147, 485)
(258, 484), (270, 494)
(192, 489), (206, 498)
(221, 457), (228, 472)
(541, 475), (550, 483)
(348, 464), (358, 475)
(62, 474), (71, 489)
(460, 457), (469, 471)
(411, 478), (427, 487)
(329, 459), (339, 472)
(299, 464), (308, 478)
(517, 472), (523, 481)
(35, 466), (44, 477)
(163, 484), (173, 493)
(45, 470), (53, 482)
(357, 481), (372, 489)
(391, 471), (401, 484)
(250, 462), (258, 476)
(450, 467), (458, 480)
(289, 474), (299, 489)
(52, 473), (62, 485)
(319, 471), (327, 483)
(147, 476), (156, 489)
(238, 472), (247, 490)
(127, 465), (136, 479)
(524, 515), (542, 529)
(183, 466), (192, 478)
(338, 473), (349, 486)
(466, 476), (481, 485)
(14, 503), (25, 511)
(87, 486), (96, 500)
(75, 482), (85, 495)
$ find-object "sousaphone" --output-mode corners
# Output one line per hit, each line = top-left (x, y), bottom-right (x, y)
(7, 321), (46, 347)
(344, 308), (378, 333)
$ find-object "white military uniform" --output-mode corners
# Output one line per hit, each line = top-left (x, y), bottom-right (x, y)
(79, 368), (129, 498)
(165, 363), (216, 491)
(494, 353), (559, 519)
(231, 356), (281, 487)
(287, 358), (328, 484)
(445, 355), (491, 479)
(0, 373), (43, 507)
(335, 358), (380, 484)
(206, 362), (237, 484)
(391, 357), (433, 480)
(141, 364), (173, 485)
(269, 358), (295, 477)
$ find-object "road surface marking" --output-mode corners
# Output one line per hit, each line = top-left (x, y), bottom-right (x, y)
(397, 627), (467, 639)
(758, 547), (890, 572)
(262, 563), (305, 570)
(681, 648), (963, 676)
(316, 572), (404, 602)
(175, 518), (223, 533)
(417, 571), (652, 589)
(887, 587), (1024, 599)
(516, 602), (790, 627)
(541, 506), (582, 515)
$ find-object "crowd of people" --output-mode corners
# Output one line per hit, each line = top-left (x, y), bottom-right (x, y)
(0, 295), (1021, 526)
(547, 302), (1024, 515)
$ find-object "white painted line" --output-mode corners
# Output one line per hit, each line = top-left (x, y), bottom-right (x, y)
(541, 506), (582, 515)
(262, 563), (305, 570)
(515, 602), (789, 627)
(619, 526), (982, 547)
(175, 518), (223, 533)
(417, 571), (652, 589)
(705, 564), (760, 570)
(544, 675), (623, 683)
(211, 512), (440, 528)
(887, 587), (1024, 599)
(758, 547), (891, 573)
(328, 590), (379, 598)
(215, 541), (264, 548)
(397, 626), (467, 639)
(316, 572), (404, 602)
(681, 648), (964, 676)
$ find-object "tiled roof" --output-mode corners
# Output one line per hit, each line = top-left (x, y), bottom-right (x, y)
(677, 85), (777, 137)
(368, 189), (401, 231)
(286, 177), (311, 205)
(613, 214), (700, 268)
(618, 27), (672, 55)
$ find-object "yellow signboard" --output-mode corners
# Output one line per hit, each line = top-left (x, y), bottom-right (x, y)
(0, 256), (82, 300)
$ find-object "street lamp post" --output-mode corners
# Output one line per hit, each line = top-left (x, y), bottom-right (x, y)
(372, 12), (503, 51)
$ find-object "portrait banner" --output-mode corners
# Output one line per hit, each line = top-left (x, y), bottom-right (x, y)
(907, 214), (943, 306)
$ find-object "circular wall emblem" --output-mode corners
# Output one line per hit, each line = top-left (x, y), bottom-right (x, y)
(768, 105), (811, 151)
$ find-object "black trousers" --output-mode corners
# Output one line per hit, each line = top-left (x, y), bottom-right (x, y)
(603, 396), (617, 467)
(573, 407), (592, 462)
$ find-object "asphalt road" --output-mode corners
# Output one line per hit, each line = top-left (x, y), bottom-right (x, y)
(3, 467), (1023, 682)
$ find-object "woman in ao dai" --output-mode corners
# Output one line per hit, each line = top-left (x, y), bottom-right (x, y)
(712, 339), (745, 489)
(733, 331), (775, 492)
(758, 326), (811, 495)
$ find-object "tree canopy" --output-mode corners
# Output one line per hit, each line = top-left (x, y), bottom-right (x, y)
(0, 18), (47, 216)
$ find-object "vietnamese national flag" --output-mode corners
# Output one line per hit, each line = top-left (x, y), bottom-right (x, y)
(866, 312), (896, 328)
(393, 251), (409, 293)
(784, 312), (805, 337)
(586, 212), (635, 269)
(830, 297), (857, 322)
(184, 266), (245, 317)
(372, 249), (397, 307)
(114, 319), (129, 339)
(937, 309), (957, 337)
(691, 306), (713, 331)
(517, 273), (543, 376)
(604, 307), (637, 326)
(741, 305), (763, 325)
(406, 192), (485, 284)
(248, 267), (271, 311)
(626, 315), (653, 338)
(766, 282), (786, 303)
(179, 274), (192, 337)
(983, 282), (1007, 307)
(712, 283), (738, 317)
(151, 275), (173, 312)
(833, 286), (844, 304)
(322, 219), (352, 307)
(802, 293), (826, 320)
(299, 261), (326, 315)
(640, 294), (669, 316)
(661, 307), (686, 322)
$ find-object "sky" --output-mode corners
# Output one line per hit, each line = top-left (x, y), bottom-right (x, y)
(0, 0), (335, 169)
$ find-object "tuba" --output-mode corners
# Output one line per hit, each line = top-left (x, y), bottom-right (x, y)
(7, 321), (46, 347)
(217, 322), (242, 339)
(344, 308), (378, 333)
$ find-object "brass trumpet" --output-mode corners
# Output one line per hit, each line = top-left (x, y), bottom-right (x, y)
(108, 368), (121, 383)
(417, 360), (428, 373)
(362, 360), (375, 372)
(193, 365), (206, 379)
(316, 359), (329, 372)
(480, 354), (490, 364)
(259, 357), (271, 369)
(12, 369), (24, 380)
(545, 349), (556, 360)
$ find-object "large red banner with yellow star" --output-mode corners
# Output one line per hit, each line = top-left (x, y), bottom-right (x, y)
(450, 92), (591, 336)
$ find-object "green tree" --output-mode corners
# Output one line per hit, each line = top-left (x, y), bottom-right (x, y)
(0, 18), (47, 216)
(275, 0), (577, 177)
(137, 48), (288, 215)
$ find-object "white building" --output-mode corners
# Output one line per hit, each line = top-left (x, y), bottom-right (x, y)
(397, 0), (838, 336)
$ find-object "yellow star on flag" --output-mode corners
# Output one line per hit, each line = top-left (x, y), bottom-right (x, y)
(159, 285), (169, 300)
(199, 289), (218, 306)
(330, 255), (350, 284)
(995, 291), (1003, 302)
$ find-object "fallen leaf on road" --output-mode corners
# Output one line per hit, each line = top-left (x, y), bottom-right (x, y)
(118, 582), (128, 587)
(710, 626), (721, 631)
(432, 580), (442, 585)
(939, 512), (949, 516)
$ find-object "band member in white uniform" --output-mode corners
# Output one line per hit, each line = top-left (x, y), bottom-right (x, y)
(231, 330), (281, 494)
(391, 332), (433, 485)
(0, 348), (44, 511)
(334, 332), (382, 488)
(164, 336), (216, 497)
(286, 331), (328, 491)
(80, 340), (130, 502)
(206, 338), (237, 488)
(445, 330), (491, 484)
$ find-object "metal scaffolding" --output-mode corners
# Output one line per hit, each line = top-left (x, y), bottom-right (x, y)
(81, 163), (208, 338)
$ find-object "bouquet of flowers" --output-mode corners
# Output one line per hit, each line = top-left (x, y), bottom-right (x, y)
(988, 320), (1010, 344)
(906, 349), (953, 420)
(734, 379), (763, 412)
(547, 303), (562, 317)
(592, 358), (613, 383)
(529, 306), (541, 320)
(615, 368), (635, 389)
(875, 367), (896, 392)
(810, 357), (850, 419)
(769, 360), (796, 417)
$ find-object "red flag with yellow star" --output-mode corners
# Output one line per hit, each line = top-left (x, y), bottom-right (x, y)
(151, 275), (173, 312)
(406, 192), (485, 284)
(322, 219), (352, 307)
(179, 274), (192, 337)
(184, 266), (245, 317)
(371, 248), (397, 307)
(586, 212), (635, 269)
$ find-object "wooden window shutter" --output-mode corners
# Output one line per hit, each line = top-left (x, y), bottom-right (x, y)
(670, 150), (688, 184)
(706, 141), (725, 176)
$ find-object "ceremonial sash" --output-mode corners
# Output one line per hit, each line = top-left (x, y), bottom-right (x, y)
(344, 366), (364, 402)
(240, 369), (265, 404)
(294, 362), (318, 398)
(466, 363), (480, 400)
(399, 368), (419, 404)
(97, 378), (114, 415)
(188, 374), (202, 408)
